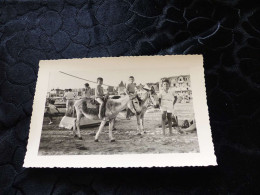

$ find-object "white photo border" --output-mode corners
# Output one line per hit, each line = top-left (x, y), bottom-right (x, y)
(24, 55), (217, 168)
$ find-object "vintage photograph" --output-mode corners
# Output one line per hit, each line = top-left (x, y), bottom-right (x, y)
(39, 72), (198, 155)
(24, 55), (216, 167)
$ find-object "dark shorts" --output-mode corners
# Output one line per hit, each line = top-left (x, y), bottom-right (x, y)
(44, 112), (53, 118)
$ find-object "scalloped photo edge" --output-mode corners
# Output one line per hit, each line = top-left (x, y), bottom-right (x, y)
(24, 55), (217, 168)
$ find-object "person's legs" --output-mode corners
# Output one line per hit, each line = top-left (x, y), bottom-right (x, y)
(65, 100), (69, 116)
(96, 98), (104, 119)
(161, 111), (167, 135)
(47, 113), (53, 124)
(167, 112), (173, 135)
(68, 100), (74, 115)
(126, 93), (134, 119)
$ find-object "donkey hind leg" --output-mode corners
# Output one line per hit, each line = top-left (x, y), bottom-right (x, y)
(95, 120), (106, 142)
(140, 114), (145, 133)
(136, 115), (142, 135)
(72, 118), (77, 137)
(75, 113), (83, 140)
(109, 119), (115, 142)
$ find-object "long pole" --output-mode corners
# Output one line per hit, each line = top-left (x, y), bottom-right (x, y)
(59, 71), (113, 87)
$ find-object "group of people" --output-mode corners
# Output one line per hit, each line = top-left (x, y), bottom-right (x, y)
(92, 76), (179, 135)
(46, 75), (180, 135)
(125, 76), (180, 135)
(94, 76), (148, 119)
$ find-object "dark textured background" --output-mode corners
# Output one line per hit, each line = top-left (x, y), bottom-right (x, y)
(0, 0), (260, 194)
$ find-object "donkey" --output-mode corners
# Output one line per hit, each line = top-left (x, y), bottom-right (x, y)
(72, 94), (142, 142)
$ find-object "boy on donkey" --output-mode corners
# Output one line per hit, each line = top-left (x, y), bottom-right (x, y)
(84, 83), (91, 98)
(158, 78), (178, 135)
(95, 77), (107, 119)
(125, 76), (137, 119)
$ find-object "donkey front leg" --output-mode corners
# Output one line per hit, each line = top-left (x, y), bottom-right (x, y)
(136, 115), (142, 135)
(95, 120), (106, 142)
(75, 114), (82, 140)
(72, 118), (77, 137)
(112, 119), (117, 131)
(109, 118), (115, 142)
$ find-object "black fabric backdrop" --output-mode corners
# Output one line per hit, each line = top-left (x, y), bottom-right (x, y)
(0, 0), (260, 194)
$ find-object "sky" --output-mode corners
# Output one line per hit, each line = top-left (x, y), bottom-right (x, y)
(48, 70), (189, 91)
(46, 57), (192, 91)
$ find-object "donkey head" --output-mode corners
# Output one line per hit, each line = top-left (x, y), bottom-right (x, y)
(149, 91), (160, 108)
(129, 95), (142, 115)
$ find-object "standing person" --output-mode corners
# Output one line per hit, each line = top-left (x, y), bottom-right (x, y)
(64, 88), (76, 114)
(45, 99), (60, 125)
(95, 77), (106, 119)
(125, 76), (137, 119)
(84, 83), (91, 98)
(158, 79), (178, 135)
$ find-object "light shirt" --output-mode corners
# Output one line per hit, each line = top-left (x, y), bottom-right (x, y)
(95, 85), (104, 98)
(64, 91), (76, 100)
(158, 89), (176, 108)
(126, 83), (136, 94)
(84, 88), (91, 98)
(48, 104), (57, 114)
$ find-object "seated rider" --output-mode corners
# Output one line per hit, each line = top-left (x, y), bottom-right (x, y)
(84, 83), (91, 99)
(95, 77), (106, 119)
(125, 76), (137, 119)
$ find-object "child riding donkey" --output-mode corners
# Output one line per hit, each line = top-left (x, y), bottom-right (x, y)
(83, 83), (91, 99)
(72, 77), (142, 141)
(125, 76), (137, 119)
(95, 77), (108, 119)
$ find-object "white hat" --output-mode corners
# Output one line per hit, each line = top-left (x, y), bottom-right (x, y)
(143, 84), (151, 90)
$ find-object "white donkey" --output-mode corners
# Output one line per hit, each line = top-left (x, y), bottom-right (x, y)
(73, 94), (142, 142)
